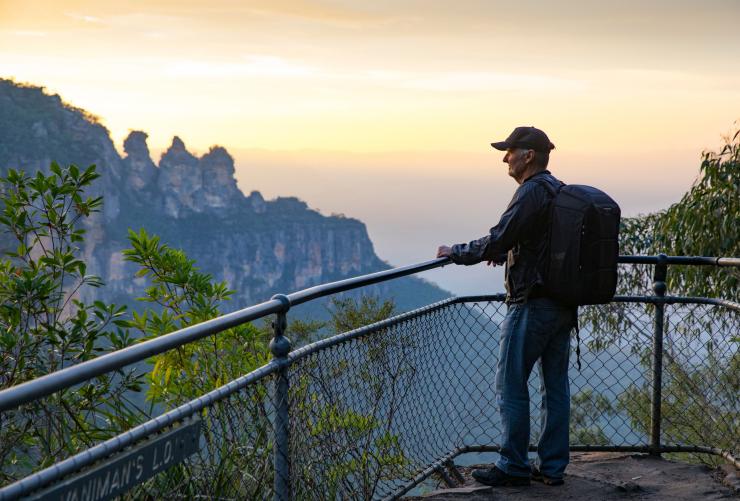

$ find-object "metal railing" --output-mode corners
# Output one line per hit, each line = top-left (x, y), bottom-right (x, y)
(0, 255), (738, 499)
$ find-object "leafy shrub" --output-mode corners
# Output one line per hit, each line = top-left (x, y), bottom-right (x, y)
(0, 164), (143, 483)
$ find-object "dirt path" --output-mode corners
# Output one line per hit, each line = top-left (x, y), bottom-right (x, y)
(406, 453), (738, 500)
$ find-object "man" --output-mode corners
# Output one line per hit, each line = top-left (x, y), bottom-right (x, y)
(437, 126), (575, 487)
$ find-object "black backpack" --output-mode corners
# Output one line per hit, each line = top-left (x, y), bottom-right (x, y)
(536, 180), (621, 306)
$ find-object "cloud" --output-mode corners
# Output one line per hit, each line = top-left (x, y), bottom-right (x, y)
(65, 13), (103, 24)
(405, 72), (586, 92)
(363, 69), (586, 93)
(243, 0), (389, 27)
(161, 54), (586, 95)
(164, 55), (317, 78)
(10, 30), (47, 37)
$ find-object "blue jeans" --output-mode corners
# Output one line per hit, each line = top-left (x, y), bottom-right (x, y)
(494, 297), (574, 479)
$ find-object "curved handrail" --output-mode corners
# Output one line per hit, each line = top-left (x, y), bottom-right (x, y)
(0, 291), (738, 498)
(0, 258), (451, 413)
(0, 299), (284, 412)
(619, 255), (740, 266)
(0, 361), (282, 501)
(287, 257), (450, 307)
(0, 254), (736, 413)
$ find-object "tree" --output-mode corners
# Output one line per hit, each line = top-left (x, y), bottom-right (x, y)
(0, 164), (143, 483)
(122, 231), (412, 498)
(288, 295), (418, 499)
(618, 349), (738, 466)
(570, 389), (616, 446)
(618, 128), (739, 298)
(588, 127), (739, 465)
(122, 228), (276, 499)
(123, 228), (270, 407)
(327, 295), (396, 333)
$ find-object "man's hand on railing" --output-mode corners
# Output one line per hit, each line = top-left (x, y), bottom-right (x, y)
(437, 245), (503, 267)
(436, 245), (452, 258)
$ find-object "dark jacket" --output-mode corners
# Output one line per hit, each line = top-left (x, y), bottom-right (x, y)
(450, 170), (563, 303)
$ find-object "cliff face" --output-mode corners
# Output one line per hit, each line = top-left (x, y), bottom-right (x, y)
(0, 79), (448, 314)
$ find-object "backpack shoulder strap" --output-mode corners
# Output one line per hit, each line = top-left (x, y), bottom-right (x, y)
(532, 175), (564, 199)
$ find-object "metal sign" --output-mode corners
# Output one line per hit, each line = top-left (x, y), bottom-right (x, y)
(29, 418), (201, 501)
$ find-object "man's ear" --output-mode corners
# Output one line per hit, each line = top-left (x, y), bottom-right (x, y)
(524, 149), (535, 165)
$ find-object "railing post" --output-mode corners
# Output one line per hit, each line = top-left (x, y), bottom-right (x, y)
(270, 294), (292, 501)
(650, 254), (667, 456)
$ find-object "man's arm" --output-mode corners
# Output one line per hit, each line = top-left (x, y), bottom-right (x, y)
(436, 243), (503, 265)
(439, 236), (502, 265)
(437, 183), (544, 265)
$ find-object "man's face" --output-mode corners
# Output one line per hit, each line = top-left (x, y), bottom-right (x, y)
(502, 147), (532, 182)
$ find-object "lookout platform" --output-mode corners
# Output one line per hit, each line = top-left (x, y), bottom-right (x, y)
(410, 453), (739, 500)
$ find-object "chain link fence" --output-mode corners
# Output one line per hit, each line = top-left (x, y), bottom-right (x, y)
(660, 303), (739, 461)
(127, 376), (277, 500)
(280, 296), (736, 499)
(1, 288), (737, 499)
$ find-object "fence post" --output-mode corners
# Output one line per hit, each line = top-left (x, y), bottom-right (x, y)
(270, 294), (292, 501)
(650, 254), (667, 456)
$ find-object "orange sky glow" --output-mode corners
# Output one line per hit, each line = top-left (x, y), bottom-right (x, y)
(1, 0), (738, 294)
(2, 1), (738, 154)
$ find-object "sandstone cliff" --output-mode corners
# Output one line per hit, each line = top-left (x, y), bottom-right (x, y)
(0, 79), (448, 315)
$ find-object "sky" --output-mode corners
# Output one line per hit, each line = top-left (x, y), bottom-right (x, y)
(1, 0), (739, 296)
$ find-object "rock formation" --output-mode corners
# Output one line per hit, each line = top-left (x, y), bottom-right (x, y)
(122, 130), (157, 192)
(0, 79), (448, 316)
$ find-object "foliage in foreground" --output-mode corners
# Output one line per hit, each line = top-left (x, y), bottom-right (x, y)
(619, 349), (739, 466)
(617, 128), (739, 298)
(0, 164), (143, 483)
(123, 228), (270, 407)
(288, 296), (418, 500)
(586, 127), (740, 465)
(570, 389), (617, 446)
(0, 163), (409, 497)
(121, 228), (410, 498)
(4, 128), (736, 491)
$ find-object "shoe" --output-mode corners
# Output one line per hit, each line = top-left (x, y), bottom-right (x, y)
(471, 466), (530, 487)
(531, 465), (564, 486)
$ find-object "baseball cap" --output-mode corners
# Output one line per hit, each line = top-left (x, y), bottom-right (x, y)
(491, 126), (555, 153)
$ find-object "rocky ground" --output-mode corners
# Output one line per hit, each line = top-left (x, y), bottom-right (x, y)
(406, 453), (739, 500)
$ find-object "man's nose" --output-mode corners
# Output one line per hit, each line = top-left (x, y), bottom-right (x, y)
(502, 153), (509, 163)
